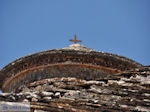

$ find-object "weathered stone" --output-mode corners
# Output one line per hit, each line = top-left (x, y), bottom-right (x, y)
(55, 92), (61, 97)
(32, 97), (38, 102)
(23, 99), (29, 102)
(40, 91), (54, 97)
(42, 97), (52, 102)
(0, 44), (142, 92)
(0, 44), (149, 111)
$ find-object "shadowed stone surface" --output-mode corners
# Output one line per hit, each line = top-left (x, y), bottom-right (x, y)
(2, 64), (121, 92)
(0, 67), (150, 112)
(0, 44), (148, 112)
(0, 44), (142, 91)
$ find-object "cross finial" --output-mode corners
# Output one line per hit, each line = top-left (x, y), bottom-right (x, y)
(69, 34), (82, 44)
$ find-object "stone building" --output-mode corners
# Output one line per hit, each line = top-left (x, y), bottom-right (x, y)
(0, 36), (150, 112)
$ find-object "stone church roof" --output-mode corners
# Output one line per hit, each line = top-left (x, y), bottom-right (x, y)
(0, 67), (150, 112)
(0, 42), (149, 112)
(0, 44), (142, 92)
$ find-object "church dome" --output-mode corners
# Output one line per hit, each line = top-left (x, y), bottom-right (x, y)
(0, 43), (142, 92)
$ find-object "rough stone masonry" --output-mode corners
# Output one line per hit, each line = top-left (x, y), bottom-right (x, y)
(0, 44), (149, 112)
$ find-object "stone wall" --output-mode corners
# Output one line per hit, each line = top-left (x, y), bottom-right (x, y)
(2, 64), (120, 92)
(0, 49), (142, 90)
(0, 67), (150, 112)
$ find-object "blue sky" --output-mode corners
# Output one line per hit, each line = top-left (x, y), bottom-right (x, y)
(0, 0), (150, 71)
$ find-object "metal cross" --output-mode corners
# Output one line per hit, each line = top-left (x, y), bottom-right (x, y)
(69, 34), (82, 44)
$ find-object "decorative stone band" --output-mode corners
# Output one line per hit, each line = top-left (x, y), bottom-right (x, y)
(2, 63), (121, 92)
(0, 49), (142, 90)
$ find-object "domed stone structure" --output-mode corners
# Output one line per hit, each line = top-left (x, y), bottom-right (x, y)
(0, 38), (150, 112)
(0, 44), (142, 92)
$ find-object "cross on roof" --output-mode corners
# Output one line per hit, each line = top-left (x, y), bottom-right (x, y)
(69, 34), (82, 44)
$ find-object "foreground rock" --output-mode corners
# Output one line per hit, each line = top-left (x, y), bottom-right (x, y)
(0, 67), (150, 112)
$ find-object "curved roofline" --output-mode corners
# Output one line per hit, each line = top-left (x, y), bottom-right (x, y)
(0, 48), (142, 89)
(0, 48), (142, 72)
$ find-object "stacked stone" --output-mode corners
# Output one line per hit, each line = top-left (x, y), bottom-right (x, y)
(0, 44), (149, 112)
(0, 44), (142, 92)
(0, 67), (150, 112)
